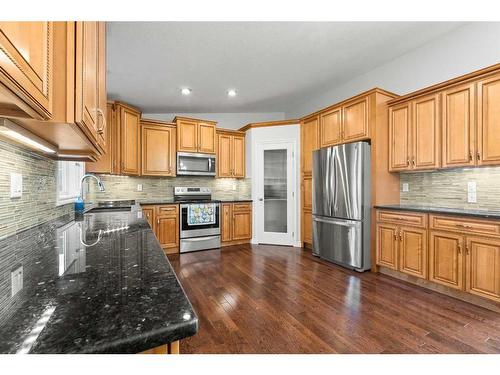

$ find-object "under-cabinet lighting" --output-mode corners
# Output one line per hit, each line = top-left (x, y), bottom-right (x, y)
(0, 119), (56, 154)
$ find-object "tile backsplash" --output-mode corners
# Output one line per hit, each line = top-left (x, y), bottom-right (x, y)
(0, 139), (73, 239)
(400, 167), (500, 210)
(86, 175), (252, 202)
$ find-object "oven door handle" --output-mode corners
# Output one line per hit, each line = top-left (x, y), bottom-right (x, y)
(182, 235), (220, 242)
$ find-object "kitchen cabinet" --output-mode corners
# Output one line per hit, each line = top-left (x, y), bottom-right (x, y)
(142, 206), (155, 228)
(302, 176), (312, 211)
(477, 73), (500, 166)
(141, 204), (179, 254)
(389, 93), (440, 172)
(319, 107), (342, 147)
(429, 231), (464, 290)
(0, 22), (107, 160)
(86, 102), (113, 174)
(141, 119), (176, 177)
(376, 223), (399, 270)
(216, 129), (245, 178)
(0, 22), (53, 119)
(442, 83), (476, 168)
(221, 202), (252, 245)
(343, 96), (369, 142)
(466, 236), (500, 302)
(175, 117), (217, 154)
(119, 102), (141, 175)
(376, 211), (428, 278)
(301, 115), (319, 176)
(388, 65), (500, 172)
(302, 210), (313, 245)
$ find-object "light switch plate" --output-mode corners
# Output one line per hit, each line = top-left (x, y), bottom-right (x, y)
(10, 172), (22, 198)
(402, 183), (409, 192)
(467, 181), (477, 203)
(137, 184), (143, 192)
(11, 266), (23, 297)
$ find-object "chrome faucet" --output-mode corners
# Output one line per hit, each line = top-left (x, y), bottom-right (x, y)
(79, 174), (105, 203)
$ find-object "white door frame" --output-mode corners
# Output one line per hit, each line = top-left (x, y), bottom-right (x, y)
(255, 139), (298, 246)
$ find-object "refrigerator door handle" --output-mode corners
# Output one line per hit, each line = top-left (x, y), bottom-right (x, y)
(313, 216), (360, 227)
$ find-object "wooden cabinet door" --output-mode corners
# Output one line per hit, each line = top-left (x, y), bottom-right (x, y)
(412, 94), (440, 170)
(142, 207), (155, 228)
(399, 226), (427, 279)
(96, 22), (107, 148)
(156, 216), (179, 250)
(75, 22), (100, 148)
(389, 103), (411, 171)
(376, 224), (398, 270)
(301, 116), (318, 175)
(303, 210), (313, 244)
(302, 176), (313, 211)
(429, 231), (464, 290)
(442, 83), (475, 168)
(320, 107), (342, 147)
(0, 22), (53, 119)
(466, 236), (500, 302)
(477, 74), (500, 166)
(120, 106), (140, 175)
(142, 125), (175, 176)
(232, 209), (252, 240)
(198, 122), (216, 153)
(217, 133), (232, 177)
(342, 97), (369, 142)
(177, 120), (198, 152)
(232, 135), (245, 178)
(221, 203), (232, 242)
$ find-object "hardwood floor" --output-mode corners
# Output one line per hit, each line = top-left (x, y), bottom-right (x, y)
(168, 244), (500, 354)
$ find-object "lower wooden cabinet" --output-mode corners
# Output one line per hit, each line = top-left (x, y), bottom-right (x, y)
(377, 209), (500, 305)
(302, 209), (313, 246)
(142, 204), (179, 254)
(221, 202), (252, 245)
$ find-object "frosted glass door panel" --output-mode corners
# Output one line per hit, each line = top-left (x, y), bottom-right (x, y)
(264, 149), (287, 233)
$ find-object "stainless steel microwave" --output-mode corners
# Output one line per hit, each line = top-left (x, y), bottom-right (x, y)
(177, 152), (216, 176)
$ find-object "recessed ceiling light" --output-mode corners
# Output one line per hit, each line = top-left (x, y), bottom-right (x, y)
(227, 89), (237, 97)
(181, 88), (192, 96)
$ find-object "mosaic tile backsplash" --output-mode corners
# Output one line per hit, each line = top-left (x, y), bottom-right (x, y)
(0, 139), (73, 240)
(400, 166), (500, 210)
(87, 175), (252, 202)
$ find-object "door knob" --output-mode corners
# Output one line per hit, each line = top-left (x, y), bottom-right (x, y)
(259, 198), (264, 201)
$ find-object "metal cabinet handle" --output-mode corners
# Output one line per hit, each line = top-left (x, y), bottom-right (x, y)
(96, 108), (107, 134)
(469, 150), (473, 161)
(412, 157), (415, 166)
(399, 230), (402, 242)
(406, 158), (410, 166)
(458, 243), (462, 254)
(477, 151), (481, 161)
(466, 245), (470, 255)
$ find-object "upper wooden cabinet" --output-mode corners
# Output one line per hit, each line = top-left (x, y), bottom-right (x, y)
(216, 129), (245, 178)
(119, 103), (141, 175)
(388, 65), (500, 172)
(389, 94), (440, 172)
(0, 22), (107, 160)
(175, 117), (216, 154)
(320, 107), (342, 147)
(477, 74), (500, 166)
(0, 22), (53, 119)
(442, 83), (476, 168)
(141, 119), (176, 177)
(301, 115), (319, 175)
(86, 102), (113, 174)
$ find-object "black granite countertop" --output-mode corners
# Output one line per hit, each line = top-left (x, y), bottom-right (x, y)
(374, 204), (500, 219)
(0, 204), (198, 353)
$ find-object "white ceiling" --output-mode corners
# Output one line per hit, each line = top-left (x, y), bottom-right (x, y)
(107, 22), (465, 114)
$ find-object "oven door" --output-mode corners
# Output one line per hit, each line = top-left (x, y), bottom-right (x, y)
(180, 203), (220, 238)
(177, 152), (216, 176)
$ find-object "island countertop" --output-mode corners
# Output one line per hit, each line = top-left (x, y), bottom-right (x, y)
(374, 204), (500, 220)
(0, 204), (198, 354)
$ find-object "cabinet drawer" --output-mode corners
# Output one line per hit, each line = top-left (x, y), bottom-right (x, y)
(232, 202), (252, 212)
(377, 210), (427, 228)
(156, 204), (179, 216)
(429, 215), (500, 237)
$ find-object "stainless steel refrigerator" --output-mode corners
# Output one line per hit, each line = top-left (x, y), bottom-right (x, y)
(312, 141), (371, 272)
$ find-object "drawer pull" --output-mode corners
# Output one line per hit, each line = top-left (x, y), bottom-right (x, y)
(456, 223), (473, 229)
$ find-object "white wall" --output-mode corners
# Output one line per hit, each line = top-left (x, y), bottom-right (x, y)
(143, 112), (285, 130)
(285, 22), (500, 118)
(246, 124), (301, 247)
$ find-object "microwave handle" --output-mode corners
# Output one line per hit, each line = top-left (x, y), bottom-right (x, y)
(208, 158), (212, 171)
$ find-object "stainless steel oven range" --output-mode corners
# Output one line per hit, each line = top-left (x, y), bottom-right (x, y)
(174, 187), (221, 253)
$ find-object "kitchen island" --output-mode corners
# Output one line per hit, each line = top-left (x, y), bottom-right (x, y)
(0, 204), (198, 354)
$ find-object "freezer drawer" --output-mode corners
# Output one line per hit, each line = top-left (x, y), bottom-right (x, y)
(312, 215), (370, 271)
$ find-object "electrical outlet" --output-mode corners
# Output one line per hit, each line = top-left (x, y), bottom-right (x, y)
(137, 184), (143, 192)
(10, 172), (22, 198)
(11, 266), (23, 297)
(402, 183), (409, 192)
(232, 183), (237, 191)
(467, 181), (477, 203)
